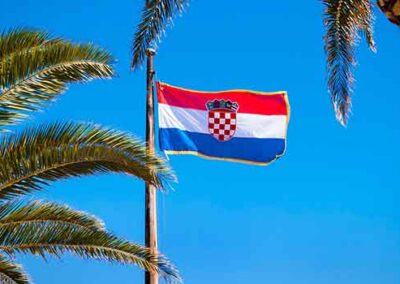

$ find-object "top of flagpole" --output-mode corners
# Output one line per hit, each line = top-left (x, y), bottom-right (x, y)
(146, 48), (156, 57)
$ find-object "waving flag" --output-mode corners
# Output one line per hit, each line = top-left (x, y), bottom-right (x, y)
(157, 82), (290, 165)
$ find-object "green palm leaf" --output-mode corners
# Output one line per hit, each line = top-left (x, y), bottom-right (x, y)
(131, 0), (187, 70)
(0, 200), (104, 231)
(0, 254), (30, 284)
(323, 0), (376, 125)
(0, 28), (181, 283)
(0, 122), (175, 199)
(0, 28), (56, 59)
(0, 28), (113, 128)
(0, 201), (181, 283)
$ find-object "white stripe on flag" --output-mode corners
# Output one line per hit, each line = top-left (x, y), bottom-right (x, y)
(158, 104), (287, 139)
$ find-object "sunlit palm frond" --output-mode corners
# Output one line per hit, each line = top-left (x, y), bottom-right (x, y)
(0, 29), (113, 128)
(378, 0), (400, 25)
(0, 122), (175, 199)
(0, 28), (57, 59)
(0, 200), (104, 231)
(0, 28), (180, 282)
(0, 39), (113, 89)
(131, 0), (188, 70)
(323, 0), (375, 125)
(0, 254), (30, 284)
(0, 203), (181, 283)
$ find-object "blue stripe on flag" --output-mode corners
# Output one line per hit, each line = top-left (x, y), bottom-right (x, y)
(159, 128), (286, 164)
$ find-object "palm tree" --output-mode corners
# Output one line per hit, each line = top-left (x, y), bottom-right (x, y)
(323, 0), (398, 125)
(0, 28), (180, 283)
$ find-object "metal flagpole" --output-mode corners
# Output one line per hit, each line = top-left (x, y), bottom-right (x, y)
(145, 47), (158, 284)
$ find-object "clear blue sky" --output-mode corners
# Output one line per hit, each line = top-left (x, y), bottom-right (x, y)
(2, 1), (400, 283)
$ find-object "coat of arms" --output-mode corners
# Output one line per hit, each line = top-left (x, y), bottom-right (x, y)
(206, 99), (239, 142)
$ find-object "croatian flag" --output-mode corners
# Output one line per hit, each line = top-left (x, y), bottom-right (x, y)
(157, 82), (290, 165)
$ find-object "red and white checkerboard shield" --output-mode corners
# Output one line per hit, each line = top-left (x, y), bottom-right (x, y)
(208, 109), (237, 142)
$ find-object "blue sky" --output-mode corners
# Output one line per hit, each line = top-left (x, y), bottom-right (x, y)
(2, 1), (400, 283)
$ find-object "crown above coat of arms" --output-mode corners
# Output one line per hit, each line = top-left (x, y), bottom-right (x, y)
(206, 99), (239, 112)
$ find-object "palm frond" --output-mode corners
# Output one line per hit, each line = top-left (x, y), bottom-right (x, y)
(0, 122), (175, 199)
(0, 28), (56, 59)
(359, 1), (376, 52)
(0, 213), (181, 282)
(0, 254), (30, 284)
(0, 200), (104, 231)
(131, 0), (187, 70)
(323, 0), (375, 125)
(0, 28), (113, 128)
(378, 0), (400, 25)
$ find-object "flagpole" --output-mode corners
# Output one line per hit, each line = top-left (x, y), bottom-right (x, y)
(145, 47), (158, 284)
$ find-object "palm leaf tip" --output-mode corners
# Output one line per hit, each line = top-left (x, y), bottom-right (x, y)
(131, 0), (188, 70)
(323, 0), (376, 125)
(0, 255), (30, 284)
(333, 95), (351, 126)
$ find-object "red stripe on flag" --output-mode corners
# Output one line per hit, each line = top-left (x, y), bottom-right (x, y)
(156, 82), (288, 115)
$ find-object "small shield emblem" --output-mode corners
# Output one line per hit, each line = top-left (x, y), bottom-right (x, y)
(206, 100), (239, 142)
